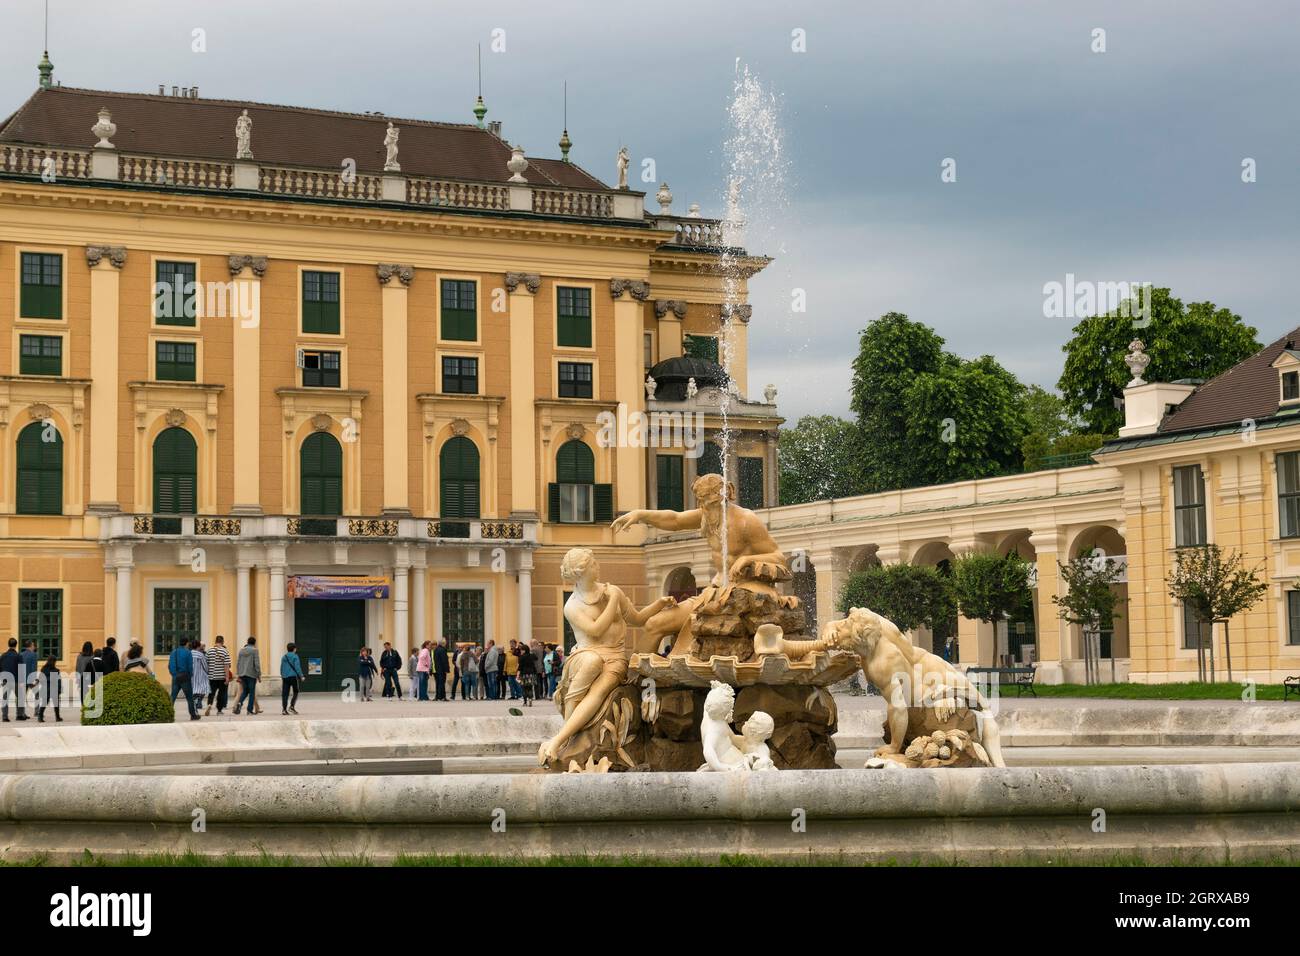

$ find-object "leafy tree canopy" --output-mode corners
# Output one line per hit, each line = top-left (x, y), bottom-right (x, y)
(951, 551), (1034, 628)
(837, 563), (956, 633)
(777, 415), (864, 505)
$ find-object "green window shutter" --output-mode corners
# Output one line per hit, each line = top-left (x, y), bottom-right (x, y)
(698, 442), (723, 476)
(547, 482), (560, 522)
(684, 335), (719, 363)
(440, 280), (478, 341)
(156, 342), (196, 382)
(19, 335), (61, 376)
(20, 253), (62, 320)
(556, 286), (592, 347)
(302, 271), (341, 334)
(439, 436), (481, 519)
(18, 589), (62, 659)
(300, 432), (343, 515)
(656, 455), (684, 512)
(739, 457), (764, 510)
(593, 484), (614, 523)
(153, 427), (197, 514)
(16, 421), (62, 515)
(154, 261), (197, 326)
(556, 440), (595, 483)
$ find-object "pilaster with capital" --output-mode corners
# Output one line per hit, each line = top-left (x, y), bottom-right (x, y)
(609, 279), (650, 512)
(230, 255), (266, 513)
(507, 272), (540, 516)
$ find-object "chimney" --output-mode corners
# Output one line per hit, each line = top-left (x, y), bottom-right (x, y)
(172, 86), (179, 97)
(488, 120), (502, 138)
(158, 84), (165, 95)
(1118, 340), (1196, 437)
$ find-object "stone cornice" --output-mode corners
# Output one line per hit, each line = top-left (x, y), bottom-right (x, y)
(377, 262), (414, 286)
(85, 244), (126, 268)
(609, 278), (651, 300)
(649, 249), (770, 278)
(504, 272), (541, 294)
(228, 254), (267, 277)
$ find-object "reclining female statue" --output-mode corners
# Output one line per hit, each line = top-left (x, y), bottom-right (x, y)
(537, 547), (675, 767)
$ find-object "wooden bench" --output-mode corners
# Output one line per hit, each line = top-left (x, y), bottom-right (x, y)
(966, 665), (1038, 698)
(1285, 676), (1300, 702)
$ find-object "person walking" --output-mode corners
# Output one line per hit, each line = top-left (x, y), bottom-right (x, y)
(0, 638), (24, 722)
(457, 645), (476, 700)
(233, 637), (261, 716)
(476, 645), (488, 700)
(416, 641), (432, 701)
(167, 639), (200, 721)
(206, 635), (232, 715)
(190, 639), (210, 710)
(518, 642), (538, 707)
(100, 636), (120, 675)
(280, 642), (304, 715)
(74, 641), (96, 703)
(358, 647), (378, 702)
(20, 640), (38, 714)
(503, 639), (521, 700)
(407, 645), (419, 701)
(450, 644), (461, 702)
(483, 640), (500, 700)
(34, 655), (62, 723)
(122, 641), (153, 675)
(379, 642), (403, 700)
(433, 639), (450, 701)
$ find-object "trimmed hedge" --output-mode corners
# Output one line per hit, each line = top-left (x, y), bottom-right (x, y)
(81, 671), (175, 726)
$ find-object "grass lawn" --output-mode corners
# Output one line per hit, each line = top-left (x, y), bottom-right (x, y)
(3, 850), (1297, 867)
(985, 681), (1294, 701)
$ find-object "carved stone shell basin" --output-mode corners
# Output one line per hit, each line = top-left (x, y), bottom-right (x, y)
(630, 650), (860, 689)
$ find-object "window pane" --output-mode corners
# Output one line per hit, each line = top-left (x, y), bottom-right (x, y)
(155, 261), (197, 325)
(154, 588), (201, 656)
(1289, 592), (1300, 646)
(19, 589), (62, 659)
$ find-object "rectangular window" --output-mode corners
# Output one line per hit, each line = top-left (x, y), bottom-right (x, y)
(556, 286), (592, 348)
(739, 456), (765, 510)
(1173, 464), (1207, 547)
(1284, 371), (1300, 402)
(684, 334), (719, 363)
(442, 589), (485, 647)
(656, 455), (684, 512)
(559, 482), (594, 523)
(558, 361), (593, 399)
(20, 252), (62, 319)
(154, 260), (198, 326)
(19, 334), (61, 376)
(441, 355), (479, 394)
(440, 279), (477, 341)
(644, 331), (654, 369)
(1182, 600), (1205, 651)
(154, 588), (201, 656)
(301, 349), (341, 388)
(155, 341), (197, 382)
(302, 271), (341, 334)
(18, 589), (62, 659)
(1280, 452), (1300, 538)
(1289, 592), (1300, 646)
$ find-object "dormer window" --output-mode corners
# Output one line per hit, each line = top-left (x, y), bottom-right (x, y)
(1284, 371), (1300, 403)
(1271, 346), (1300, 405)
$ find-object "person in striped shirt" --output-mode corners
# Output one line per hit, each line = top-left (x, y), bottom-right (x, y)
(205, 635), (233, 716)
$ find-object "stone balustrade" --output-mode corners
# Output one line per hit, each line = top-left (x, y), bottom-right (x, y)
(0, 144), (92, 178)
(100, 513), (538, 544)
(119, 154), (233, 189)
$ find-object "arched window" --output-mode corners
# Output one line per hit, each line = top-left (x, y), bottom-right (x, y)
(439, 436), (481, 519)
(549, 439), (611, 524)
(153, 427), (197, 514)
(300, 432), (343, 516)
(698, 441), (723, 477)
(16, 421), (62, 515)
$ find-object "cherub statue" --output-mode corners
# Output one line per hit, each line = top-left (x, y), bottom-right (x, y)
(383, 122), (401, 172)
(616, 145), (630, 190)
(612, 473), (791, 598)
(685, 377), (698, 399)
(235, 109), (253, 160)
(645, 375), (657, 400)
(538, 548), (675, 766)
(698, 681), (775, 772)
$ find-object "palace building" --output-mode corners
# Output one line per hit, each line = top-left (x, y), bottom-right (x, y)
(0, 61), (781, 689)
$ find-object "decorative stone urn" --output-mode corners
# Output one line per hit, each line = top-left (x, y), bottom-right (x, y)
(92, 108), (116, 148)
(656, 182), (673, 213)
(1125, 339), (1151, 387)
(507, 146), (529, 183)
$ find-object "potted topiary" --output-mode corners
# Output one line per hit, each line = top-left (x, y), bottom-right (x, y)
(81, 671), (175, 726)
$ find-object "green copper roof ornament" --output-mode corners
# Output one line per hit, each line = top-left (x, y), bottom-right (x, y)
(473, 94), (488, 128)
(38, 50), (54, 88)
(558, 128), (572, 162)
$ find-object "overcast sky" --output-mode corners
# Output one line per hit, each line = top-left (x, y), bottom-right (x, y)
(4, 0), (1298, 420)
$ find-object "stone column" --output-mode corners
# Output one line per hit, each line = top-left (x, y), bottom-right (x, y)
(765, 430), (779, 507)
(517, 551), (534, 643)
(720, 304), (751, 396)
(379, 265), (413, 515)
(86, 246), (126, 513)
(236, 560), (252, 644)
(409, 551), (426, 656)
(114, 552), (133, 647)
(654, 299), (686, 360)
(229, 255), (266, 514)
(1028, 528), (1068, 685)
(267, 545), (287, 668)
(808, 546), (850, 637)
(949, 536), (994, 668)
(392, 545), (410, 655)
(610, 279), (650, 514)
(506, 273), (540, 516)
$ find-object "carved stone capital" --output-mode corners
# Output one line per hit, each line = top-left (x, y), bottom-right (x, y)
(504, 272), (541, 294)
(85, 245), (127, 269)
(377, 263), (414, 286)
(610, 278), (650, 301)
(720, 303), (752, 323)
(654, 299), (688, 319)
(228, 254), (268, 278)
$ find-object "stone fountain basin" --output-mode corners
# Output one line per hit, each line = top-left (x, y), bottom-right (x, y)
(630, 650), (860, 688)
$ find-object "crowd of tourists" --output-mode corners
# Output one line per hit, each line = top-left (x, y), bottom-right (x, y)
(399, 638), (563, 705)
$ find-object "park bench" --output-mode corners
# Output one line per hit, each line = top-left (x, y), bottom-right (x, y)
(1285, 676), (1300, 702)
(966, 664), (1037, 698)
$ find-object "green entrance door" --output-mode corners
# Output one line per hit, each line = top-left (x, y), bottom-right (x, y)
(294, 598), (365, 692)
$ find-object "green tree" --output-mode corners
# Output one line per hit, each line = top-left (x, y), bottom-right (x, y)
(777, 415), (864, 505)
(1058, 287), (1259, 435)
(950, 551), (1034, 667)
(850, 313), (1031, 491)
(1052, 548), (1125, 684)
(837, 563), (956, 634)
(1166, 545), (1268, 682)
